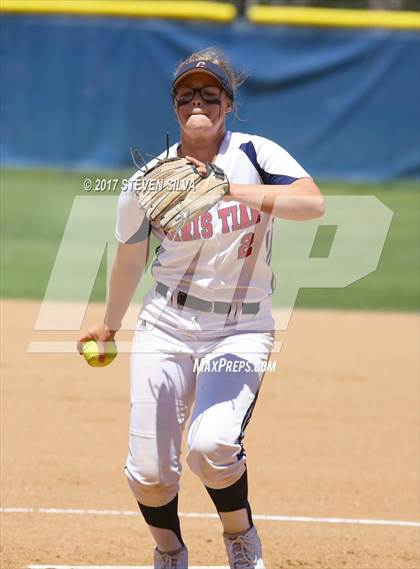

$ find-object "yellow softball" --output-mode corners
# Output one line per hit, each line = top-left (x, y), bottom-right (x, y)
(82, 340), (117, 367)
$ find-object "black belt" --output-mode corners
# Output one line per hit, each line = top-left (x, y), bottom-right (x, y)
(155, 282), (260, 315)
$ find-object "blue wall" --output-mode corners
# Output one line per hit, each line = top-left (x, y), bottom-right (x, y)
(1, 15), (419, 180)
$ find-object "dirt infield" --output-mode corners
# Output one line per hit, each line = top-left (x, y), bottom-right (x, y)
(1, 299), (419, 569)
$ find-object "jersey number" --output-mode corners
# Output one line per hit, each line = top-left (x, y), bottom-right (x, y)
(237, 232), (254, 259)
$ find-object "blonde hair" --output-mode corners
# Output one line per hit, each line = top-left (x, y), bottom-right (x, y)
(174, 47), (247, 100)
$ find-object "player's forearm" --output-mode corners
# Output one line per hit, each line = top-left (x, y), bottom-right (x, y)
(226, 179), (325, 220)
(104, 243), (148, 331)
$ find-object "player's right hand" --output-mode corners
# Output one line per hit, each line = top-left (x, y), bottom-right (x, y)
(77, 323), (117, 363)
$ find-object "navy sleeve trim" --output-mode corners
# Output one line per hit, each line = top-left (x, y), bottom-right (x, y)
(239, 141), (298, 186)
(126, 215), (151, 244)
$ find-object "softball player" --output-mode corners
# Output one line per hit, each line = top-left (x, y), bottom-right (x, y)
(78, 48), (324, 568)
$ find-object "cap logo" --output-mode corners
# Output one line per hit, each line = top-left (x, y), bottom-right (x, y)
(172, 60), (234, 101)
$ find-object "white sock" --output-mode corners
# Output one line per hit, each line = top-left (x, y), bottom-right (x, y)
(147, 525), (182, 553)
(219, 508), (251, 535)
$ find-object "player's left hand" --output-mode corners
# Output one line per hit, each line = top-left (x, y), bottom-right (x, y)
(135, 155), (229, 232)
(185, 155), (207, 176)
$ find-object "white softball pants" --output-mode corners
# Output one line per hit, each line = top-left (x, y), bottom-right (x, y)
(125, 288), (274, 507)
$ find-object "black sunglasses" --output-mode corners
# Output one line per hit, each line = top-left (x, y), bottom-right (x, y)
(172, 86), (222, 105)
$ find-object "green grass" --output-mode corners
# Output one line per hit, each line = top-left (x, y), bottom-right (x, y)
(1, 168), (418, 311)
(295, 181), (419, 311)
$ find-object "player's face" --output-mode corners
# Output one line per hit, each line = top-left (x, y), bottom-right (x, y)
(174, 72), (232, 139)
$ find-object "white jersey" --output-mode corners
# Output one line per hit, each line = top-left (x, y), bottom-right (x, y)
(115, 131), (310, 303)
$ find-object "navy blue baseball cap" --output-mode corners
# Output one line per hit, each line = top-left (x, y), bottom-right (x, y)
(172, 61), (234, 101)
